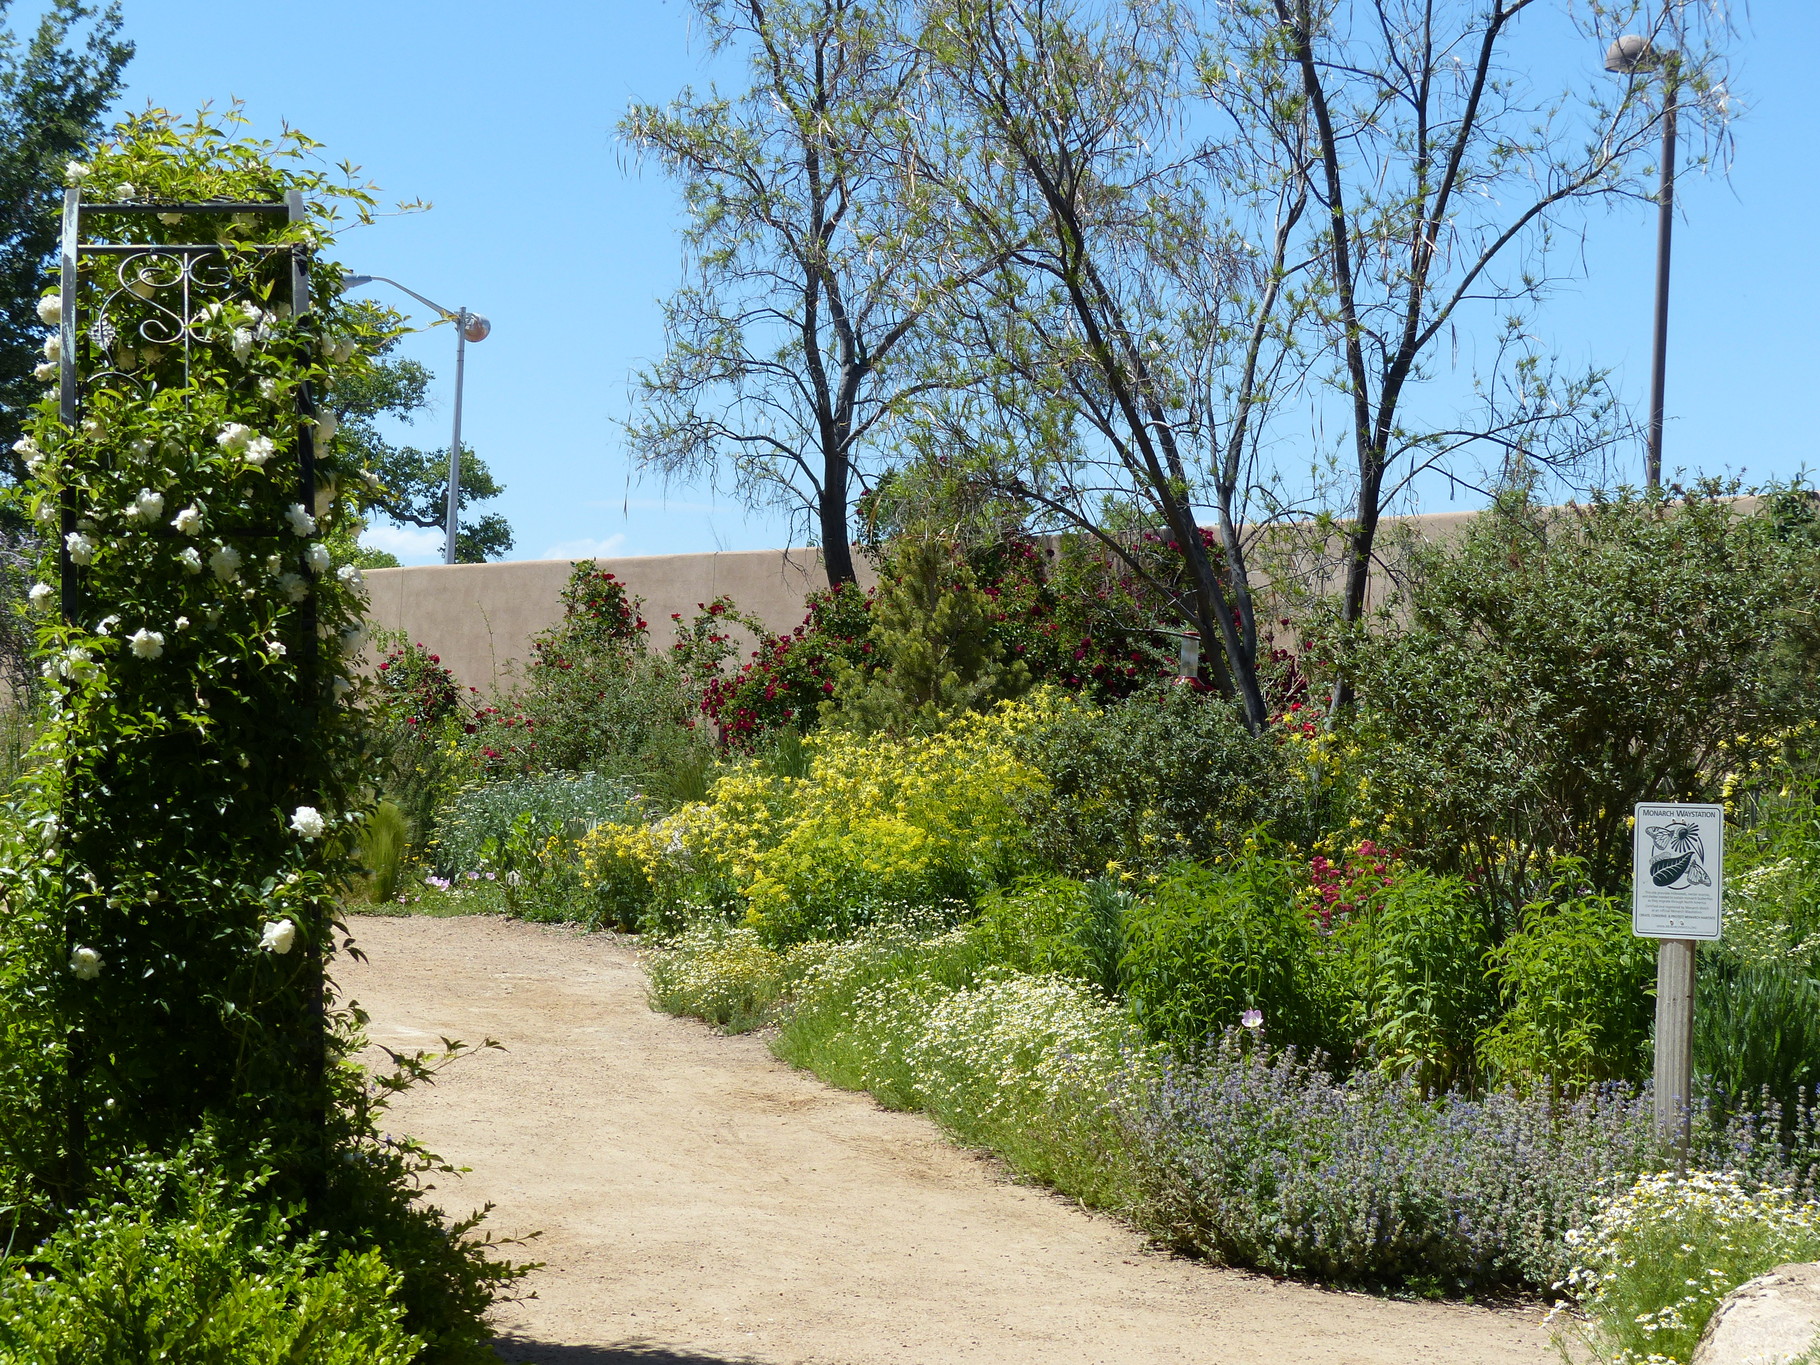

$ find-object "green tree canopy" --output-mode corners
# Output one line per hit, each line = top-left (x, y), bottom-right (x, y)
(0, 0), (130, 485)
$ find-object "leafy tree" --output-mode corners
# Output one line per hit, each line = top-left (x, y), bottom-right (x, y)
(1208, 0), (1733, 713)
(915, 0), (1310, 733)
(622, 0), (1004, 586)
(326, 330), (513, 562)
(0, 0), (131, 485)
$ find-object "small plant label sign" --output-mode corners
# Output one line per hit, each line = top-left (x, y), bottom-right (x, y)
(1632, 802), (1724, 940)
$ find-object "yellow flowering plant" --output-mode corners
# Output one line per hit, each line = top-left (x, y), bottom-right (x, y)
(579, 692), (1061, 942)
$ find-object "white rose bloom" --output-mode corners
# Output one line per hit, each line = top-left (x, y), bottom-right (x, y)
(264, 554), (282, 578)
(267, 638), (287, 658)
(41, 334), (60, 361)
(331, 675), (353, 700)
(279, 572), (308, 602)
(339, 623), (367, 652)
(35, 295), (60, 325)
(115, 182), (134, 200)
(208, 545), (242, 583)
(40, 815), (59, 846)
(58, 646), (90, 678)
(13, 436), (38, 458)
(131, 488), (163, 522)
(289, 806), (326, 840)
(257, 378), (278, 401)
(337, 564), (364, 587)
(313, 486), (336, 517)
(178, 546), (202, 575)
(81, 416), (106, 438)
(28, 582), (51, 608)
(285, 504), (316, 537)
(171, 505), (203, 535)
(64, 531), (95, 565)
(315, 411), (338, 444)
(306, 543), (332, 573)
(230, 328), (254, 362)
(174, 615), (190, 631)
(259, 919), (297, 955)
(215, 423), (253, 452)
(243, 435), (276, 467)
(157, 212), (181, 225)
(96, 614), (118, 636)
(33, 362), (55, 382)
(128, 628), (164, 660)
(34, 501), (55, 523)
(69, 945), (101, 980)
(64, 160), (88, 184)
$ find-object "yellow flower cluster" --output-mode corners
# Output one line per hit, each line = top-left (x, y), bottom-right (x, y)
(577, 693), (1065, 939)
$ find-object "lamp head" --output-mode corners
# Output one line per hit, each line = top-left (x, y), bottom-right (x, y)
(338, 273), (374, 291)
(1604, 33), (1658, 73)
(460, 313), (491, 343)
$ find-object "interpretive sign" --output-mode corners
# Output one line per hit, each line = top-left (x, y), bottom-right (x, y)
(1632, 802), (1724, 941)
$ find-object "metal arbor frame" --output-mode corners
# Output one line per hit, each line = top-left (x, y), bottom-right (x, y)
(51, 187), (329, 1194)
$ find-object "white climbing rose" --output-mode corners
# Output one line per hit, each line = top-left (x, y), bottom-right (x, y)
(64, 531), (94, 566)
(171, 505), (203, 535)
(208, 545), (242, 583)
(306, 543), (331, 573)
(285, 504), (316, 537)
(289, 806), (326, 840)
(35, 295), (59, 325)
(259, 919), (296, 955)
(128, 628), (164, 660)
(243, 435), (276, 467)
(69, 946), (101, 980)
(27, 583), (51, 608)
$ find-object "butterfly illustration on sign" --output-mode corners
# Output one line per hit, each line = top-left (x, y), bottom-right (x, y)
(1643, 819), (1713, 890)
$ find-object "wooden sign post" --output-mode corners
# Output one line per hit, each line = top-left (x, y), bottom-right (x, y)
(1632, 802), (1724, 1159)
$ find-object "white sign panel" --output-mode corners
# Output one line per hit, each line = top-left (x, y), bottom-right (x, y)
(1632, 802), (1723, 941)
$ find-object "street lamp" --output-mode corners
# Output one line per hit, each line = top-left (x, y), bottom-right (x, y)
(1605, 32), (1680, 491)
(339, 274), (491, 565)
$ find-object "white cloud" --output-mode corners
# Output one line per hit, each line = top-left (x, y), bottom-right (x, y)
(541, 535), (626, 561)
(360, 524), (446, 565)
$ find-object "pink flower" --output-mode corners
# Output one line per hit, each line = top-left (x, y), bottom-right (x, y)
(1241, 1009), (1264, 1030)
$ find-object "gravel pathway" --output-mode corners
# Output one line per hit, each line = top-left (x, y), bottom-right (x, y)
(342, 914), (1558, 1365)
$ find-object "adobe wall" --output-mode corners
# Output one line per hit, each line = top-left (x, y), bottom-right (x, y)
(362, 548), (877, 695)
(360, 496), (1768, 695)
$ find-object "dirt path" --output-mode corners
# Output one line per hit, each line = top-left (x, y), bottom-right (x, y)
(342, 915), (1558, 1365)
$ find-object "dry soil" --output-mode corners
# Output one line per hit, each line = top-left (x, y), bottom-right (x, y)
(342, 913), (1560, 1365)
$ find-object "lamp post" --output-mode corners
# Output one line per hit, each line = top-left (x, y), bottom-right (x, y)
(1605, 32), (1680, 491)
(339, 275), (491, 564)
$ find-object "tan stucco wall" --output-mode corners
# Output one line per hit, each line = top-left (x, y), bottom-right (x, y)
(367, 499), (1725, 694)
(363, 548), (877, 694)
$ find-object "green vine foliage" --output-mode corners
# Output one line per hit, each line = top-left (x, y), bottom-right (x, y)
(0, 110), (519, 1360)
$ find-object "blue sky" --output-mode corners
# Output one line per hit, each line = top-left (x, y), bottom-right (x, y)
(67, 1), (1820, 562)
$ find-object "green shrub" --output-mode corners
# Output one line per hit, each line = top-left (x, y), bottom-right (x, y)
(1122, 853), (1335, 1054)
(969, 875), (1129, 999)
(1012, 685), (1289, 877)
(1345, 487), (1816, 914)
(429, 771), (634, 877)
(1327, 865), (1494, 1093)
(829, 537), (1030, 736)
(0, 1151), (421, 1365)
(476, 562), (717, 784)
(1477, 865), (1655, 1091)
